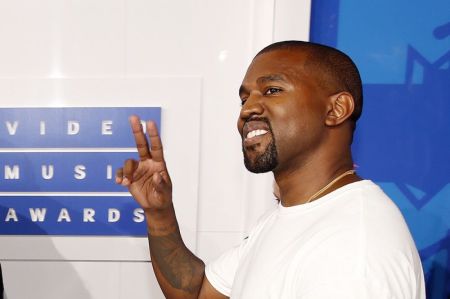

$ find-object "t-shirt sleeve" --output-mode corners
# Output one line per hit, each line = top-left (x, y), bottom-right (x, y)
(205, 208), (277, 296)
(204, 240), (246, 297)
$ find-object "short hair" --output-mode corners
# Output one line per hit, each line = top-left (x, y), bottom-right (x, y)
(256, 41), (363, 122)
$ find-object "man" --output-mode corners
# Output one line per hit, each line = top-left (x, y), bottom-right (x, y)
(116, 41), (425, 298)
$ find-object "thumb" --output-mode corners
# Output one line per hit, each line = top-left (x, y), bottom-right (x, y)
(152, 171), (171, 194)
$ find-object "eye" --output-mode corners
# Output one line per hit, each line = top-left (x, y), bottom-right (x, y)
(264, 87), (282, 95)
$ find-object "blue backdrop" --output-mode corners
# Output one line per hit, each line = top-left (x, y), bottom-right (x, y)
(310, 1), (450, 298)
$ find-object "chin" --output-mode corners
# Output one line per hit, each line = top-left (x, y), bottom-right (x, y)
(245, 165), (274, 174)
(243, 140), (278, 173)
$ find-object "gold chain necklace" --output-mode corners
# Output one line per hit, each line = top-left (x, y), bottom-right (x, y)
(305, 169), (356, 203)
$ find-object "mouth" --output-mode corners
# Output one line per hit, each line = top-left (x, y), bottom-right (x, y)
(246, 129), (268, 139)
(242, 118), (272, 147)
(241, 117), (278, 173)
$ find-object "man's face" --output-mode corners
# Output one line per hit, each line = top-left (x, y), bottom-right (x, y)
(237, 49), (329, 174)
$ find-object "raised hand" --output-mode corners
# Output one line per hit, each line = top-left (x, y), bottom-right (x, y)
(115, 116), (225, 299)
(115, 115), (172, 211)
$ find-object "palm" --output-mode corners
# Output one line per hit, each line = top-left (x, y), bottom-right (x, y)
(116, 116), (172, 211)
(129, 159), (172, 210)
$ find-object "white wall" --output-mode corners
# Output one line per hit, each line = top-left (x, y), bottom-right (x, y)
(0, 0), (310, 297)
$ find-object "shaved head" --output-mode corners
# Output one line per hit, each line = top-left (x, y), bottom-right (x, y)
(256, 41), (363, 123)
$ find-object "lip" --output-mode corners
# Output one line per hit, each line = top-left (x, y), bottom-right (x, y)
(242, 118), (272, 148)
(242, 119), (270, 139)
(243, 131), (270, 148)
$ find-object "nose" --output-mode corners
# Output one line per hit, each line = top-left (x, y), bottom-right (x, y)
(238, 92), (264, 133)
(239, 92), (264, 121)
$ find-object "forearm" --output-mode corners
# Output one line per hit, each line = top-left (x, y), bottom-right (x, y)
(146, 204), (205, 298)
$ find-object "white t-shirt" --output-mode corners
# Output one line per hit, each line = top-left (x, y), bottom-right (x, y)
(205, 180), (425, 298)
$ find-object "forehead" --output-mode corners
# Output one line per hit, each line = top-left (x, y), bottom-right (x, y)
(243, 49), (311, 83)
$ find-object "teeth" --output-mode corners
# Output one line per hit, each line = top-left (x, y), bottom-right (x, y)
(246, 129), (268, 139)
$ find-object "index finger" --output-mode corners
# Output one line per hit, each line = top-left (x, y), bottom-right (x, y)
(147, 120), (165, 162)
(129, 115), (151, 161)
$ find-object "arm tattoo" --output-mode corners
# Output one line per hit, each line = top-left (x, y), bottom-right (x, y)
(149, 232), (205, 294)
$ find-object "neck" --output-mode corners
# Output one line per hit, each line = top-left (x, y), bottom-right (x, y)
(274, 147), (360, 207)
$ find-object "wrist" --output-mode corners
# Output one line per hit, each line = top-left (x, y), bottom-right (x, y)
(144, 204), (179, 236)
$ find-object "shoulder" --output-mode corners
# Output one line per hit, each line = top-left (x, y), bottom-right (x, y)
(353, 181), (417, 251)
(295, 181), (425, 297)
(324, 180), (422, 272)
(325, 180), (414, 244)
(358, 182), (425, 298)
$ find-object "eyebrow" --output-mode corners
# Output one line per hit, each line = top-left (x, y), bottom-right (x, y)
(239, 74), (288, 97)
(257, 74), (287, 84)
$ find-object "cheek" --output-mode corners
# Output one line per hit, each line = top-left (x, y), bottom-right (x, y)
(270, 103), (319, 148)
(271, 102), (306, 133)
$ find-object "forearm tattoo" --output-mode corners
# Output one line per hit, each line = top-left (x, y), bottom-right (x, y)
(149, 232), (205, 294)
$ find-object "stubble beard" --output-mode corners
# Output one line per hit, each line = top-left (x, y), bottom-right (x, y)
(243, 135), (278, 173)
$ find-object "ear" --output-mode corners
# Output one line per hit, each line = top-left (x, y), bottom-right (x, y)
(325, 92), (355, 127)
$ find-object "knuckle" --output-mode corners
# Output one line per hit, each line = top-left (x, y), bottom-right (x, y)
(136, 143), (148, 149)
